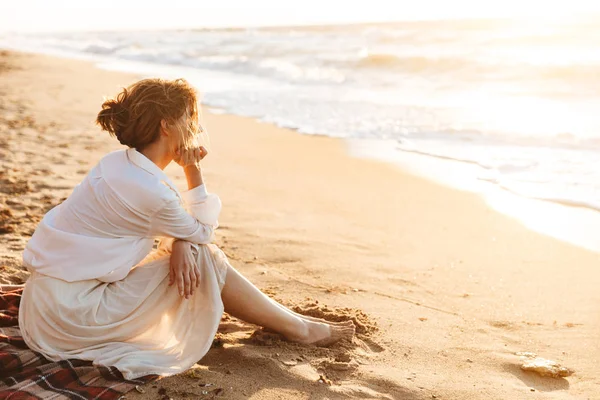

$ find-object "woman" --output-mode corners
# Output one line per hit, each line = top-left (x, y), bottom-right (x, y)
(18, 78), (355, 380)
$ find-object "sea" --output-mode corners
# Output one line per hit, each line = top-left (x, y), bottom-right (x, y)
(2, 18), (600, 251)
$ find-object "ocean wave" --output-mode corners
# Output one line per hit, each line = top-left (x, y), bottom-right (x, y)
(256, 58), (346, 83)
(493, 181), (600, 213)
(355, 53), (476, 74)
(357, 53), (403, 68)
(538, 64), (600, 83)
(18, 27), (600, 94)
(82, 42), (120, 55)
(396, 137), (600, 214)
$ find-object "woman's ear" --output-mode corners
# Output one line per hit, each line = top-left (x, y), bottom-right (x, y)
(160, 119), (169, 136)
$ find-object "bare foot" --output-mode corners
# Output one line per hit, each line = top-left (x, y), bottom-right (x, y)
(292, 311), (354, 327)
(290, 320), (355, 347)
(272, 302), (353, 326)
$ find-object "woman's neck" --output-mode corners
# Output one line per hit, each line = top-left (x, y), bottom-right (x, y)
(139, 142), (172, 170)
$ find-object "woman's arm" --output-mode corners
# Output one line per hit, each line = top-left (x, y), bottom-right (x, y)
(183, 164), (203, 190)
(175, 145), (206, 191)
(150, 191), (221, 245)
(157, 164), (210, 250)
(157, 146), (219, 297)
(152, 144), (220, 244)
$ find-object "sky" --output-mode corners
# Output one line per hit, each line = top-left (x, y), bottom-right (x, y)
(1, 0), (600, 32)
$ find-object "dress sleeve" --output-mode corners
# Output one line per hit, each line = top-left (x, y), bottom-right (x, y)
(150, 184), (222, 247)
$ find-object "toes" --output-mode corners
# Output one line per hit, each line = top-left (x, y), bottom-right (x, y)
(329, 319), (354, 326)
(338, 325), (356, 338)
(331, 324), (355, 338)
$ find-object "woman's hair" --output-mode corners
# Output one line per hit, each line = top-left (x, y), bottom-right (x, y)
(96, 78), (199, 150)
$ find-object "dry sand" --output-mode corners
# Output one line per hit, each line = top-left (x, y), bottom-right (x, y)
(0, 50), (599, 399)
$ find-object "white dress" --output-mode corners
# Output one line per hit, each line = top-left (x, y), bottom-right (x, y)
(18, 148), (230, 380)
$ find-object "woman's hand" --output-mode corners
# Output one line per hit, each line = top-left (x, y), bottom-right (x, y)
(173, 146), (208, 168)
(169, 240), (201, 299)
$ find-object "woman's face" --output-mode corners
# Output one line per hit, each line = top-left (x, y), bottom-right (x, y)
(165, 106), (201, 153)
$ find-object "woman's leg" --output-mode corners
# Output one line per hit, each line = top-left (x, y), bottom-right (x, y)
(220, 265), (355, 346)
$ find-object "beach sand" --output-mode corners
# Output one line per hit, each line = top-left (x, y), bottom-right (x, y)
(0, 50), (598, 399)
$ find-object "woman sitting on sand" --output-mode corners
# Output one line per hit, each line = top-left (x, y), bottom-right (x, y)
(18, 78), (355, 380)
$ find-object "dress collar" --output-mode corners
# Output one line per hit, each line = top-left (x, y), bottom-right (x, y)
(126, 148), (183, 201)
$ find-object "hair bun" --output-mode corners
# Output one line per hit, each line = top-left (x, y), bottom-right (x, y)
(96, 91), (130, 144)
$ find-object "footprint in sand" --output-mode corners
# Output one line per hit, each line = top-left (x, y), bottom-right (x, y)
(0, 177), (31, 195)
(34, 182), (73, 191)
(50, 157), (66, 165)
(489, 320), (520, 331)
(8, 244), (24, 252)
(217, 320), (254, 335)
(318, 359), (359, 372)
(354, 336), (386, 353)
(245, 328), (284, 346)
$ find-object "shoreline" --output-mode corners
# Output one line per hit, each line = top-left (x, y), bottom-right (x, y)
(347, 138), (600, 253)
(3, 44), (597, 254)
(1, 50), (598, 399)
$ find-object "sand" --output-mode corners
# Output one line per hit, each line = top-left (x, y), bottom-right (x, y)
(0, 50), (598, 399)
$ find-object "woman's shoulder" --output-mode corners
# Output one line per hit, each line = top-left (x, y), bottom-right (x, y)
(97, 150), (179, 212)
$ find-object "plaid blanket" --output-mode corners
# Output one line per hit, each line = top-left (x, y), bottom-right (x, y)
(0, 287), (157, 400)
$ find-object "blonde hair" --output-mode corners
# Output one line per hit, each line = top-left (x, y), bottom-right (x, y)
(96, 78), (199, 151)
